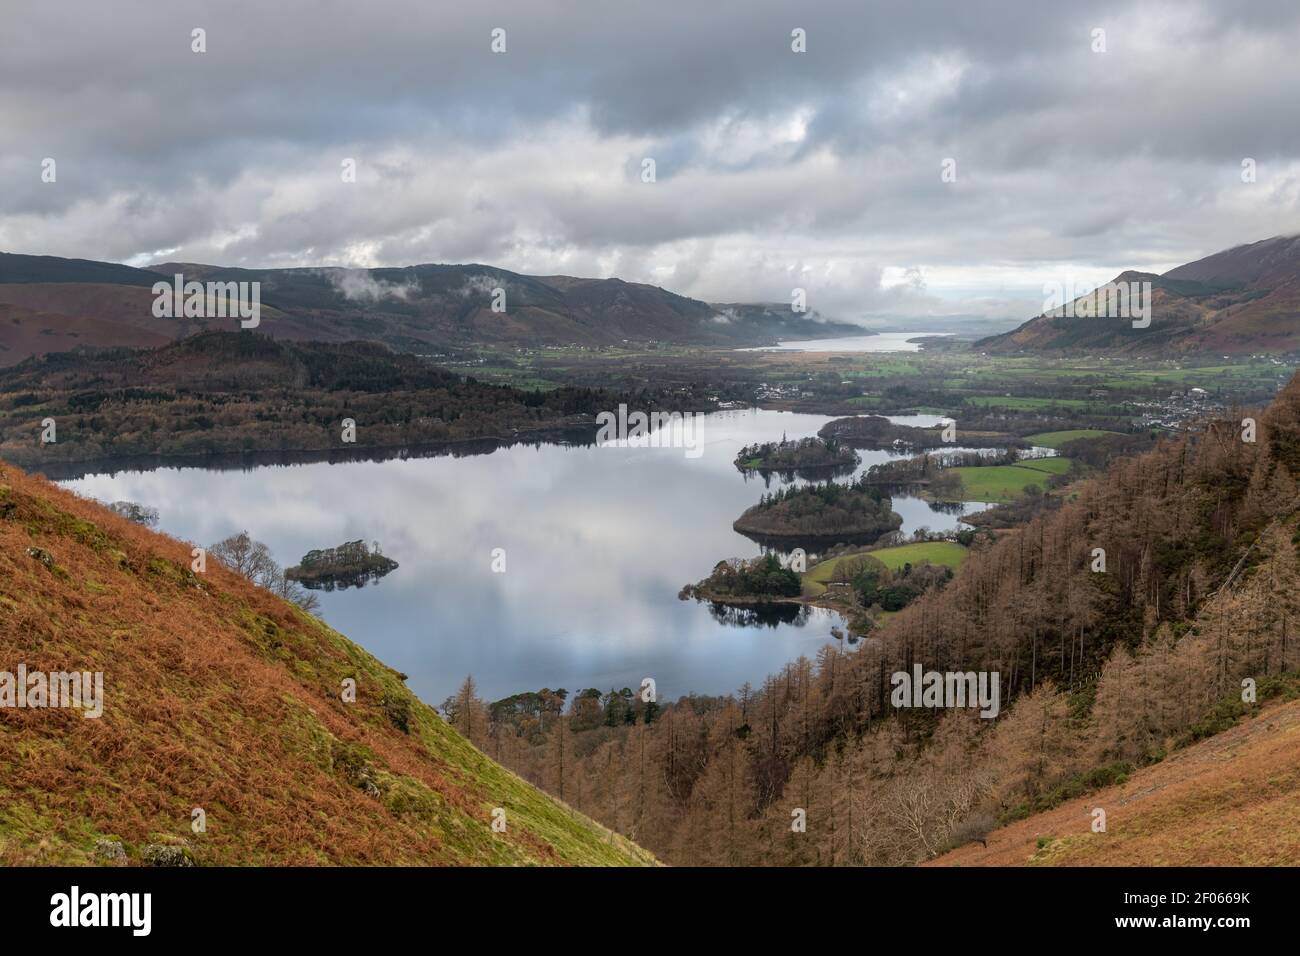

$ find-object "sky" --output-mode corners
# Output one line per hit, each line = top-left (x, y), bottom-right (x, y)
(2, 0), (1299, 325)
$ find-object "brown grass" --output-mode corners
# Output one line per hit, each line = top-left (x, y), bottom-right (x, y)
(929, 696), (1300, 866)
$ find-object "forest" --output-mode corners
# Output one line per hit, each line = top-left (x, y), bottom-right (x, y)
(0, 331), (704, 469)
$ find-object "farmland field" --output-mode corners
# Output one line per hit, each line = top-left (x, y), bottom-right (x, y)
(802, 541), (969, 596)
(949, 457), (1074, 501)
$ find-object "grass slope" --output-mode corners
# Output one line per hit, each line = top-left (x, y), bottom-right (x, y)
(950, 457), (1073, 501)
(1025, 429), (1121, 448)
(0, 463), (654, 866)
(965, 396), (1100, 411)
(802, 541), (968, 597)
(929, 694), (1300, 866)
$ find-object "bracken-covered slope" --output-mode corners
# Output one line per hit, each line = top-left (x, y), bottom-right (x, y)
(978, 234), (1300, 355)
(928, 694), (1300, 866)
(0, 464), (656, 866)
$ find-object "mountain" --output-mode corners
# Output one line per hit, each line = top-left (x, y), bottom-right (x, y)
(978, 235), (1300, 355)
(0, 461), (656, 865)
(0, 252), (862, 365)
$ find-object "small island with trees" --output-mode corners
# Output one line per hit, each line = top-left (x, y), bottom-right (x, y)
(732, 475), (903, 549)
(678, 553), (803, 604)
(733, 435), (858, 477)
(286, 540), (399, 591)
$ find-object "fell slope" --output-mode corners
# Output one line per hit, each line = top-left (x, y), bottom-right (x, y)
(0, 462), (655, 866)
(978, 234), (1300, 355)
(930, 695), (1300, 866)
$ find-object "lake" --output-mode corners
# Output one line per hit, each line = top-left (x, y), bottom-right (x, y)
(60, 409), (991, 708)
(741, 332), (955, 353)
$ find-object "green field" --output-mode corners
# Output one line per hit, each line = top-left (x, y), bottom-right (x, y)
(868, 540), (970, 569)
(457, 365), (559, 390)
(950, 456), (1074, 501)
(802, 541), (968, 596)
(1026, 429), (1121, 448)
(965, 395), (1108, 411)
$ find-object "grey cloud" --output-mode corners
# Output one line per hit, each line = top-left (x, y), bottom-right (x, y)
(2, 0), (1299, 322)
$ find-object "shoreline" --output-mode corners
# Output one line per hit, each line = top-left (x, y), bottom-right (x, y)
(6, 422), (601, 481)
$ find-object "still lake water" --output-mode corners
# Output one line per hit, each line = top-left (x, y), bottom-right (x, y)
(62, 409), (990, 707)
(742, 332), (955, 353)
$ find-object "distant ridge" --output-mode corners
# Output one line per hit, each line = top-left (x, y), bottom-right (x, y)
(977, 234), (1300, 355)
(0, 252), (862, 364)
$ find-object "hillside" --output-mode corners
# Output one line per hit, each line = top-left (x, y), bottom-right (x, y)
(978, 234), (1300, 355)
(0, 461), (655, 865)
(0, 331), (636, 472)
(0, 252), (861, 364)
(929, 694), (1300, 866)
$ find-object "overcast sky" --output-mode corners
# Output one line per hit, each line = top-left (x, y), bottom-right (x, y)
(3, 0), (1299, 323)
